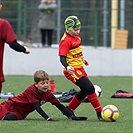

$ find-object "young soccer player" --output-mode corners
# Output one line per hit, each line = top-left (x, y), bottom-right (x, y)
(0, 5), (30, 94)
(58, 15), (103, 121)
(0, 70), (87, 121)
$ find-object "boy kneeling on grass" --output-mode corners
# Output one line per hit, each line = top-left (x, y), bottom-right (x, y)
(0, 70), (87, 121)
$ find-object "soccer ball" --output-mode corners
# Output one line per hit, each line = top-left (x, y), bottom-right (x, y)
(94, 85), (102, 97)
(101, 105), (119, 122)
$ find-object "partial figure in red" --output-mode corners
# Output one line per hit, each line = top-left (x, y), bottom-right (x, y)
(0, 4), (30, 95)
(0, 70), (87, 121)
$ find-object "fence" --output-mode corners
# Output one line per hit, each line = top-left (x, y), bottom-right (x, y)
(0, 0), (133, 48)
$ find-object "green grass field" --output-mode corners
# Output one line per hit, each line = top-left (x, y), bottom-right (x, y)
(0, 76), (133, 133)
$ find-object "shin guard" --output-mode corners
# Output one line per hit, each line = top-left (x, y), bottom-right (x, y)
(87, 93), (102, 113)
(68, 96), (82, 111)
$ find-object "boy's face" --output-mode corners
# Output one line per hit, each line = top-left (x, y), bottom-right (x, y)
(67, 28), (80, 37)
(35, 79), (49, 93)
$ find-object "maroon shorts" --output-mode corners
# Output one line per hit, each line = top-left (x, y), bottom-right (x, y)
(0, 100), (23, 120)
(0, 104), (8, 119)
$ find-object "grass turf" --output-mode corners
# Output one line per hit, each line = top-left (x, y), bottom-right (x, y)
(0, 75), (132, 133)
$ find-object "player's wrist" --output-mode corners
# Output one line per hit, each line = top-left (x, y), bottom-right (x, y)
(67, 66), (72, 70)
(66, 66), (70, 70)
(66, 66), (74, 74)
(46, 117), (51, 121)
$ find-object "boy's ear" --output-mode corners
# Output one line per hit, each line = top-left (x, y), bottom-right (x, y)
(34, 82), (38, 87)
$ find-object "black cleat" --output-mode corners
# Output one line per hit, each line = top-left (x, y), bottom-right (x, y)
(66, 106), (87, 121)
(66, 106), (74, 114)
(97, 112), (104, 121)
(71, 115), (87, 121)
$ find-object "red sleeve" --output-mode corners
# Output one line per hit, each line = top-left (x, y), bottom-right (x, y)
(2, 19), (17, 44)
(47, 92), (60, 105)
(58, 40), (71, 56)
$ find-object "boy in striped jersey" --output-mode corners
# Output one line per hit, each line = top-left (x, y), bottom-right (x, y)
(58, 16), (103, 121)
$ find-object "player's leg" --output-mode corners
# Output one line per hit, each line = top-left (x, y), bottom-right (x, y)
(76, 76), (103, 121)
(68, 90), (86, 111)
(64, 70), (86, 111)
(56, 104), (87, 120)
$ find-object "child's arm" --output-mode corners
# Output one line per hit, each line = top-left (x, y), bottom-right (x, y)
(55, 103), (74, 118)
(55, 103), (87, 120)
(32, 102), (56, 121)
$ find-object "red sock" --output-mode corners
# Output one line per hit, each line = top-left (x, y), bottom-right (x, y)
(68, 96), (82, 111)
(0, 83), (2, 93)
(87, 93), (102, 112)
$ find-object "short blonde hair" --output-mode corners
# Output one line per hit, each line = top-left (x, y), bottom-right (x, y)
(34, 70), (49, 83)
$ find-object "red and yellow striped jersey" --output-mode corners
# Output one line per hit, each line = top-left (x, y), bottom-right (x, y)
(59, 32), (84, 68)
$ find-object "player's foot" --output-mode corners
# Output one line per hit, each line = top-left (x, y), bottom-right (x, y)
(66, 106), (87, 121)
(71, 115), (87, 121)
(97, 112), (104, 121)
(66, 106), (74, 114)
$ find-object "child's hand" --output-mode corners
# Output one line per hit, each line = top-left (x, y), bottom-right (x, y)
(24, 46), (30, 54)
(67, 66), (74, 74)
(83, 59), (89, 66)
(47, 118), (58, 121)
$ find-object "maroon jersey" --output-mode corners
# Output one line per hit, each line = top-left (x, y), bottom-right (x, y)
(0, 84), (60, 119)
(0, 19), (16, 82)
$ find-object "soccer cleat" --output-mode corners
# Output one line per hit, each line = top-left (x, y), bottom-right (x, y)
(97, 112), (104, 121)
(71, 115), (87, 121)
(66, 106), (87, 121)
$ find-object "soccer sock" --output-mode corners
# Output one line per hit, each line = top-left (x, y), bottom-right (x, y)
(0, 83), (2, 93)
(87, 93), (102, 113)
(68, 96), (82, 111)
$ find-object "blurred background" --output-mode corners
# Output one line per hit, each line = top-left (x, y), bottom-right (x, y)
(0, 0), (133, 48)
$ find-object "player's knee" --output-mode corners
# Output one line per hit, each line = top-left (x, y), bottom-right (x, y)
(76, 76), (95, 94)
(3, 113), (18, 120)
